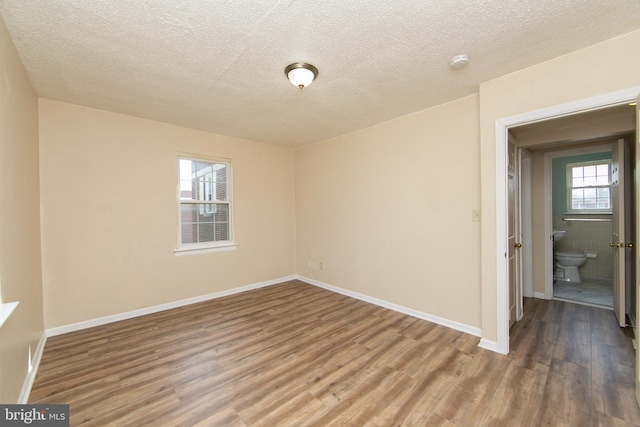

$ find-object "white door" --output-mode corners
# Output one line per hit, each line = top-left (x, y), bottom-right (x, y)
(623, 140), (634, 318)
(515, 147), (527, 320)
(634, 94), (640, 407)
(520, 150), (534, 299)
(612, 139), (627, 328)
(508, 137), (520, 328)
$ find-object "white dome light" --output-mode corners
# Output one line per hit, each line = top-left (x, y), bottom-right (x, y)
(285, 63), (318, 89)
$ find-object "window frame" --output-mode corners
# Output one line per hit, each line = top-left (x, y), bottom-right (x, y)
(175, 153), (237, 255)
(566, 159), (612, 214)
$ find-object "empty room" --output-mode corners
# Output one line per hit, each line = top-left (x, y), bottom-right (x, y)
(1, 1), (640, 425)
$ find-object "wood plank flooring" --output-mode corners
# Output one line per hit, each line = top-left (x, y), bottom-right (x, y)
(29, 280), (640, 426)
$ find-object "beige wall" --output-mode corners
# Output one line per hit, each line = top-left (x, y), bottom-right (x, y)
(480, 30), (640, 343)
(39, 100), (295, 328)
(0, 17), (44, 402)
(295, 95), (482, 329)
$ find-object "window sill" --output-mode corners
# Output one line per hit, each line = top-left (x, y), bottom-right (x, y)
(0, 301), (19, 329)
(174, 242), (238, 256)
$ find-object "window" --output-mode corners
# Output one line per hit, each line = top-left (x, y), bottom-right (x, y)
(177, 155), (234, 252)
(567, 160), (611, 212)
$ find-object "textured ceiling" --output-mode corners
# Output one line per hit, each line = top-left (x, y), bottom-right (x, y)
(1, 1), (639, 148)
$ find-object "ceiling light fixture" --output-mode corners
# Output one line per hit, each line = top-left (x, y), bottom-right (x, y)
(449, 54), (469, 70)
(285, 63), (318, 89)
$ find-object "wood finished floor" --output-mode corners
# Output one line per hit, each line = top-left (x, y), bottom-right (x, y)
(29, 280), (640, 426)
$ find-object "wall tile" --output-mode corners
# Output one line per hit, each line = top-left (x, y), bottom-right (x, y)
(553, 215), (613, 279)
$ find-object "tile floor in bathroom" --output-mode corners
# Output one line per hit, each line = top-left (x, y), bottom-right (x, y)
(553, 277), (613, 308)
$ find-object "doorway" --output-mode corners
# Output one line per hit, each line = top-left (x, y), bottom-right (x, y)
(510, 113), (636, 326)
(494, 88), (640, 355)
(513, 138), (634, 314)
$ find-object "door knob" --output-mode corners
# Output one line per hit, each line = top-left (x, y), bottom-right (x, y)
(514, 243), (522, 248)
(626, 242), (634, 248)
(610, 242), (619, 248)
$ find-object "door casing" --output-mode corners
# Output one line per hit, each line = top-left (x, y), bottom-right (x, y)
(493, 86), (640, 355)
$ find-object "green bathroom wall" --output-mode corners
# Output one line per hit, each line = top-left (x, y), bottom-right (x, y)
(552, 151), (612, 215)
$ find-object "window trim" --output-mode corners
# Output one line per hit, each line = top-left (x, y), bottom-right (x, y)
(175, 153), (236, 255)
(566, 159), (612, 214)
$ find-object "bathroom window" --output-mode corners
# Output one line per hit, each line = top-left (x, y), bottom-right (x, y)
(567, 160), (611, 212)
(176, 154), (235, 253)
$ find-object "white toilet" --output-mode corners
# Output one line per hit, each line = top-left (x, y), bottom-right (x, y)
(555, 252), (587, 282)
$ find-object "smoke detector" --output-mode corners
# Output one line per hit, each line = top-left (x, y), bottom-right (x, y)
(449, 54), (469, 70)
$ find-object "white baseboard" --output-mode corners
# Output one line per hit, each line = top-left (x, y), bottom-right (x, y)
(46, 275), (296, 337)
(297, 275), (482, 338)
(478, 338), (498, 352)
(18, 332), (47, 404)
(534, 292), (547, 299)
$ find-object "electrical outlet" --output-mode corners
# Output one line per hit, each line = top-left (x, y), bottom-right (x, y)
(307, 260), (312, 268)
(319, 262), (325, 270)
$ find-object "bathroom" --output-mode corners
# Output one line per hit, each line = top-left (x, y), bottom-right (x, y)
(551, 150), (613, 307)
